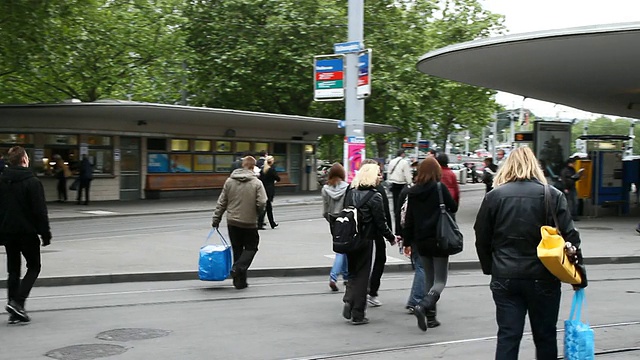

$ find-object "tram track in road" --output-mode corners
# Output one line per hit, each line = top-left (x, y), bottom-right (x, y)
(10, 274), (640, 315)
(283, 322), (640, 360)
(50, 204), (324, 242)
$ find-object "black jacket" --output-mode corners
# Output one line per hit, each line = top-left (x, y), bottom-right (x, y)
(403, 181), (458, 257)
(344, 186), (394, 243)
(0, 166), (51, 238)
(474, 180), (581, 280)
(259, 167), (280, 201)
(79, 158), (93, 180)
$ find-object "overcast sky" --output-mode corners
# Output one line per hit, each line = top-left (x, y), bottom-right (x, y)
(481, 0), (640, 119)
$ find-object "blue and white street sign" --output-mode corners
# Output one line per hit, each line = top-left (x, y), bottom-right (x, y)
(338, 120), (346, 129)
(334, 41), (363, 54)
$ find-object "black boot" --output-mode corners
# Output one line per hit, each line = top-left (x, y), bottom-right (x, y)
(420, 290), (440, 310)
(426, 305), (441, 328)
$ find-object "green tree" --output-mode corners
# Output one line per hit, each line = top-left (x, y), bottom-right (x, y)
(0, 0), (189, 103)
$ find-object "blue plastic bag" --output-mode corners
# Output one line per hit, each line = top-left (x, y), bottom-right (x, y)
(564, 289), (595, 360)
(198, 229), (233, 281)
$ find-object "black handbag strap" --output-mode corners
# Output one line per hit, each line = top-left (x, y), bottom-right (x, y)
(436, 182), (446, 213)
(544, 184), (561, 236)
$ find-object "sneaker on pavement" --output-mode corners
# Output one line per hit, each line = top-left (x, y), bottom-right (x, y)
(351, 317), (369, 325)
(6, 301), (30, 323)
(329, 280), (338, 292)
(367, 295), (382, 307)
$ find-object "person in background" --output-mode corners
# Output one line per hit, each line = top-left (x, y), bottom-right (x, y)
(53, 154), (70, 203)
(361, 159), (395, 307)
(482, 156), (498, 193)
(474, 146), (587, 360)
(322, 163), (350, 292)
(341, 164), (396, 325)
(436, 154), (460, 207)
(258, 155), (280, 230)
(387, 149), (413, 233)
(77, 154), (93, 205)
(0, 146), (52, 324)
(403, 157), (458, 331)
(0, 153), (5, 174)
(231, 151), (251, 173)
(560, 157), (583, 222)
(397, 167), (424, 314)
(212, 156), (267, 289)
(496, 149), (506, 167)
(256, 150), (268, 169)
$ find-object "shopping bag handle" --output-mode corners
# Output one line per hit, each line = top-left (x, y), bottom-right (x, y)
(569, 288), (587, 322)
(205, 228), (230, 248)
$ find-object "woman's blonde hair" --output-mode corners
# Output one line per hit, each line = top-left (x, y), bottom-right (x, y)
(262, 155), (275, 174)
(350, 163), (380, 188)
(493, 146), (547, 187)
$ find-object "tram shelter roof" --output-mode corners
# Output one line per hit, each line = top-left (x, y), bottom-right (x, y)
(0, 101), (396, 139)
(416, 22), (640, 119)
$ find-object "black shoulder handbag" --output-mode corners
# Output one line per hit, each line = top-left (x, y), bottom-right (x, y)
(436, 182), (463, 255)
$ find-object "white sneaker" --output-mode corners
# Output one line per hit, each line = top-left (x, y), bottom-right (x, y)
(367, 295), (382, 307)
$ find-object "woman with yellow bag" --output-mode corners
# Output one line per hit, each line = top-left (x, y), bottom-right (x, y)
(474, 147), (587, 360)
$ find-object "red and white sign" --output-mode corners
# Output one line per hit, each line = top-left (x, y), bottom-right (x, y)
(316, 71), (343, 81)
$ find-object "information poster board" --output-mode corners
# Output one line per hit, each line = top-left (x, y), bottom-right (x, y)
(534, 121), (571, 179)
(345, 136), (365, 183)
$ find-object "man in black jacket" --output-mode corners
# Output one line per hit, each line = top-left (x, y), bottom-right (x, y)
(0, 146), (52, 324)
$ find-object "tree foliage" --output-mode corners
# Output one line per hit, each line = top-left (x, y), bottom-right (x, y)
(0, 0), (189, 103)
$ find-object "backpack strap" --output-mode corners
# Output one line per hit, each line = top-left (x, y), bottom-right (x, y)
(355, 190), (376, 209)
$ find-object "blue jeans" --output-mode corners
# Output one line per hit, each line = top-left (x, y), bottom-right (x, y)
(406, 251), (425, 307)
(491, 277), (561, 360)
(330, 253), (348, 282)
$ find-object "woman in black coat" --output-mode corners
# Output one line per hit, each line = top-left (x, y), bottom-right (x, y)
(258, 156), (280, 229)
(341, 163), (396, 325)
(403, 157), (458, 332)
(474, 147), (587, 359)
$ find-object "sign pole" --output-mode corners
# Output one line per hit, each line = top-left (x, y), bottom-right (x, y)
(343, 0), (365, 181)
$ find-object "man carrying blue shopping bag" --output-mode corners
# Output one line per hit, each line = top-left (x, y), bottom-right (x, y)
(212, 156), (267, 289)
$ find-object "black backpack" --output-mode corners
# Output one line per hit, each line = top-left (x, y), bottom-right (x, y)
(329, 190), (376, 254)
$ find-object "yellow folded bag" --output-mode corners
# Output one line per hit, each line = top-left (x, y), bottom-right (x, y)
(538, 225), (582, 284)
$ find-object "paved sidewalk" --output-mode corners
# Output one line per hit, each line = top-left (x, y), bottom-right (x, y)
(2, 183), (639, 287)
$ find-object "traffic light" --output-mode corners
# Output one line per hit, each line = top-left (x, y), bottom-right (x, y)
(484, 139), (489, 149)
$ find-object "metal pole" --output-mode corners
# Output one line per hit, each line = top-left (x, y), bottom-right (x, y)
(343, 0), (365, 177)
(415, 130), (421, 160)
(464, 130), (469, 155)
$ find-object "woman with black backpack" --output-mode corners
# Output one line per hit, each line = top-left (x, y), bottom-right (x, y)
(340, 163), (395, 325)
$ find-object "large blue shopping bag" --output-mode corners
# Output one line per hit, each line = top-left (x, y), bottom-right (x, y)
(198, 229), (233, 281)
(564, 289), (595, 360)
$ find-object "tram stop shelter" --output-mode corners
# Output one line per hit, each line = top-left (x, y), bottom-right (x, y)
(0, 101), (396, 201)
(416, 22), (640, 216)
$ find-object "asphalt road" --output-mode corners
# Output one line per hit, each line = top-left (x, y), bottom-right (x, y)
(1, 264), (638, 360)
(48, 188), (485, 243)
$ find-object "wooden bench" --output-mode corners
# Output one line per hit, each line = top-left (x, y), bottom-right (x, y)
(145, 172), (297, 198)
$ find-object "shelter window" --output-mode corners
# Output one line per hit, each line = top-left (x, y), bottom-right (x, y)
(273, 142), (287, 172)
(43, 134), (79, 175)
(214, 155), (234, 173)
(147, 138), (167, 151)
(171, 139), (189, 152)
(216, 141), (231, 153)
(148, 153), (169, 173)
(169, 153), (192, 173)
(86, 136), (114, 175)
(194, 140), (211, 152)
(235, 141), (250, 154)
(0, 133), (33, 145)
(194, 154), (213, 172)
(255, 142), (269, 154)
